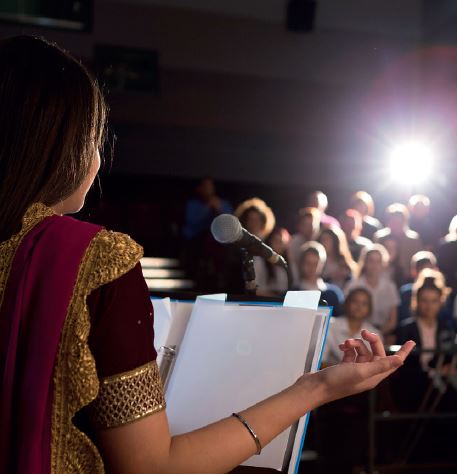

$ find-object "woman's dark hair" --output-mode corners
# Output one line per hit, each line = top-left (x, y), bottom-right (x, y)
(344, 287), (373, 318)
(0, 36), (107, 241)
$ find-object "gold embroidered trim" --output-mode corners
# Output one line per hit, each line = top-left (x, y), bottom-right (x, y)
(0, 203), (54, 310)
(90, 361), (166, 429)
(51, 228), (143, 474)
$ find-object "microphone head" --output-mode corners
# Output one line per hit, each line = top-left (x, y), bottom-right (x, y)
(211, 214), (243, 244)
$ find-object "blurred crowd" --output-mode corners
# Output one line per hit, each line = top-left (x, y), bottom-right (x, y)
(182, 179), (457, 404)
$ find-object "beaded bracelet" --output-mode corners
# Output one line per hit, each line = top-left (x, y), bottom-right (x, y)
(232, 412), (262, 455)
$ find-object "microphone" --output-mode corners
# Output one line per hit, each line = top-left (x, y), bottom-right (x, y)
(211, 214), (287, 268)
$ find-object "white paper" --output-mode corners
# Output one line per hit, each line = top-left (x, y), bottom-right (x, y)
(284, 290), (321, 310)
(166, 299), (318, 470)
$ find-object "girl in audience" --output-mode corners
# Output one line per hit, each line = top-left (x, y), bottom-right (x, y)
(318, 226), (357, 289)
(295, 241), (344, 315)
(324, 288), (380, 366)
(345, 245), (400, 337)
(394, 269), (456, 411)
(254, 227), (291, 296)
(397, 269), (454, 371)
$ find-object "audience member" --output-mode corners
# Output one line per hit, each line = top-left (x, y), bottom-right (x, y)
(323, 288), (380, 366)
(234, 197), (275, 240)
(307, 190), (340, 228)
(345, 245), (400, 337)
(395, 270), (456, 410)
(408, 194), (437, 250)
(183, 177), (232, 240)
(374, 203), (423, 283)
(318, 226), (357, 289)
(295, 241), (344, 315)
(339, 209), (372, 261)
(254, 227), (291, 297)
(182, 178), (233, 287)
(383, 237), (406, 288)
(398, 251), (438, 323)
(349, 191), (382, 240)
(288, 206), (321, 283)
(437, 214), (457, 291)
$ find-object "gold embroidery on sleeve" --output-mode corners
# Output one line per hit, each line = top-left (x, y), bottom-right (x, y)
(51, 228), (144, 474)
(90, 361), (165, 429)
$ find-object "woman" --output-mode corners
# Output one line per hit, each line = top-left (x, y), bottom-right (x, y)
(254, 227), (291, 296)
(394, 269), (456, 412)
(324, 288), (381, 366)
(0, 36), (414, 473)
(318, 226), (357, 289)
(234, 197), (275, 240)
(345, 245), (400, 337)
(295, 241), (345, 316)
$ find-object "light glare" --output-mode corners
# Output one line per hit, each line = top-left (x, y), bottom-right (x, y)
(388, 141), (434, 186)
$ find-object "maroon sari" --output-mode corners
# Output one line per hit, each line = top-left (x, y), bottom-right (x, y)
(0, 203), (153, 473)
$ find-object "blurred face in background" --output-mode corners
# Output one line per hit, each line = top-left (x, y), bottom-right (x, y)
(319, 232), (335, 258)
(245, 209), (265, 238)
(340, 215), (357, 240)
(269, 231), (288, 255)
(416, 288), (442, 321)
(197, 178), (215, 200)
(353, 200), (369, 217)
(300, 251), (320, 280)
(364, 251), (384, 278)
(387, 213), (406, 236)
(346, 291), (371, 322)
(298, 215), (317, 240)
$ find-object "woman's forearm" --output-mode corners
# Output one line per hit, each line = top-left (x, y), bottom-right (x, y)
(164, 374), (322, 474)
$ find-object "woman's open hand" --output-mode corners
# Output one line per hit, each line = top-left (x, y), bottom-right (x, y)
(303, 330), (415, 405)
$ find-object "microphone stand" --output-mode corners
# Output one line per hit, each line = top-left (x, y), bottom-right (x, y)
(240, 248), (257, 296)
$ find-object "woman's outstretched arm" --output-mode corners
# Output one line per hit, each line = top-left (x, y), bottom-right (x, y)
(95, 331), (415, 474)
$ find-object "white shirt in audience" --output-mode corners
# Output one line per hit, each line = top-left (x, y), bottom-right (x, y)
(253, 257), (289, 295)
(323, 316), (381, 365)
(344, 275), (400, 329)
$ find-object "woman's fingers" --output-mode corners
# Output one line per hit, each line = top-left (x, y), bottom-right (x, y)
(343, 338), (372, 362)
(361, 330), (386, 358)
(394, 340), (416, 362)
(339, 344), (357, 363)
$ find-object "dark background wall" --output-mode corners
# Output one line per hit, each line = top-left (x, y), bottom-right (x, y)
(2, 0), (457, 255)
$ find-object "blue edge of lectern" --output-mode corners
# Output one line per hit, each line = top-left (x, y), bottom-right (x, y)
(150, 296), (333, 474)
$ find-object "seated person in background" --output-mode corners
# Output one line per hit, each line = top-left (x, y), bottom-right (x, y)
(234, 197), (275, 240)
(254, 227), (291, 297)
(339, 209), (372, 261)
(437, 214), (457, 292)
(295, 241), (344, 316)
(307, 190), (340, 228)
(398, 251), (438, 323)
(318, 226), (357, 290)
(323, 288), (381, 366)
(288, 206), (321, 283)
(183, 177), (233, 241)
(383, 237), (406, 288)
(395, 270), (457, 410)
(345, 244), (400, 338)
(374, 203), (423, 284)
(349, 190), (382, 240)
(408, 194), (438, 250)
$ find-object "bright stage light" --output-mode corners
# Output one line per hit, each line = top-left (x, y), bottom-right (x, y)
(388, 141), (434, 186)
